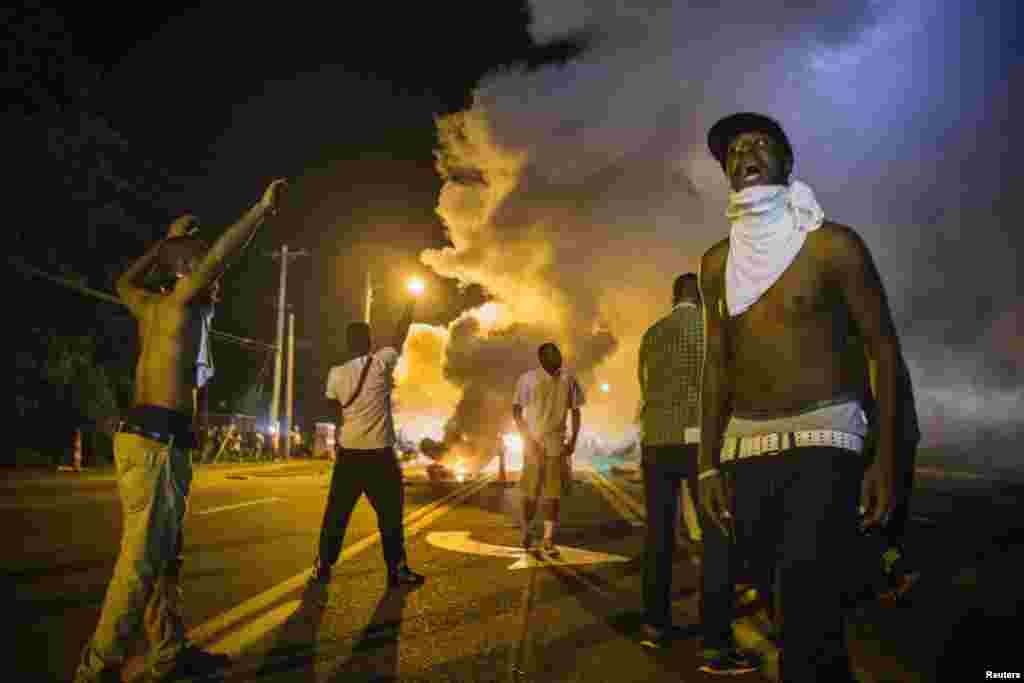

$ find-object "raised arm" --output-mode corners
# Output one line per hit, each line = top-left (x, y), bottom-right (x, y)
(171, 179), (287, 303)
(827, 223), (901, 527)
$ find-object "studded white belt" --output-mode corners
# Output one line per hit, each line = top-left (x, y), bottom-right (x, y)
(721, 430), (865, 463)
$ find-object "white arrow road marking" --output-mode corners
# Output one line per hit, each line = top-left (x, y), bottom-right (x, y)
(426, 531), (630, 570)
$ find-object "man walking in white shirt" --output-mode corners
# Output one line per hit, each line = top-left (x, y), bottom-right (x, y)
(310, 303), (425, 589)
(513, 342), (585, 557)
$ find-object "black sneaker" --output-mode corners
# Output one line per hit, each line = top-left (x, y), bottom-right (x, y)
(150, 645), (230, 681)
(735, 584), (759, 608)
(638, 623), (668, 648)
(880, 546), (920, 602)
(388, 563), (425, 589)
(698, 649), (759, 675)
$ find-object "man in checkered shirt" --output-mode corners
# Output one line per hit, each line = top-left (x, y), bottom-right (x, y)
(636, 273), (711, 647)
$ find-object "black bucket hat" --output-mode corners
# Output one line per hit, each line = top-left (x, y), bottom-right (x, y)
(707, 112), (793, 171)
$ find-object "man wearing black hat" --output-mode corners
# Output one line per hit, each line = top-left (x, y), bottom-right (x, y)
(696, 112), (902, 680)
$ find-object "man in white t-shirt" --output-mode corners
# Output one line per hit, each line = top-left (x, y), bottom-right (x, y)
(513, 342), (585, 556)
(309, 303), (425, 589)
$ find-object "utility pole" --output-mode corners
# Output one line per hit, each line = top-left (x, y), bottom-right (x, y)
(364, 269), (374, 325)
(267, 244), (308, 457)
(285, 312), (295, 459)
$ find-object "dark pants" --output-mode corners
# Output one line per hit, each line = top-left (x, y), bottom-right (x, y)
(699, 476), (737, 651)
(883, 440), (919, 548)
(317, 447), (407, 571)
(724, 447), (863, 682)
(641, 443), (700, 629)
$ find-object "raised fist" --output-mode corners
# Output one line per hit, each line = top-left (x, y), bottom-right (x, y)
(260, 179), (288, 214)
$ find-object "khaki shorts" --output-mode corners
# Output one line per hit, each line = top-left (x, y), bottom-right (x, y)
(520, 435), (571, 500)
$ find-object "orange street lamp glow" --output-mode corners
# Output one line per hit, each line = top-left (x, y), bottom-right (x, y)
(407, 278), (425, 296)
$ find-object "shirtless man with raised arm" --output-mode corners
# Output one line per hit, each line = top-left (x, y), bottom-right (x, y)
(696, 112), (900, 681)
(74, 179), (286, 683)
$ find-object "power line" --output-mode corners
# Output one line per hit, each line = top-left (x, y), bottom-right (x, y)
(10, 257), (309, 352)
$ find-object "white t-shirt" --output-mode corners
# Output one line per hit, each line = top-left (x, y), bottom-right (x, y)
(513, 368), (585, 447)
(326, 347), (400, 450)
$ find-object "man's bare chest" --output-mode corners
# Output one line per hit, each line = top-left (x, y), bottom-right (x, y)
(729, 244), (836, 330)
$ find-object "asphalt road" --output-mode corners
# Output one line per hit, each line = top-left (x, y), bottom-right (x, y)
(3, 459), (1023, 682)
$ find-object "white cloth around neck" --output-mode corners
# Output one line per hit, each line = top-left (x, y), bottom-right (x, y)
(724, 180), (824, 316)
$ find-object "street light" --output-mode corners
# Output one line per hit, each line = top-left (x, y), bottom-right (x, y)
(407, 277), (425, 296)
(600, 382), (611, 393)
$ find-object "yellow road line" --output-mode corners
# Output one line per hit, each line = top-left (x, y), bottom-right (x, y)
(588, 469), (646, 524)
(586, 470), (645, 526)
(190, 475), (493, 647)
(589, 468), (646, 518)
(588, 470), (643, 522)
(207, 600), (301, 656)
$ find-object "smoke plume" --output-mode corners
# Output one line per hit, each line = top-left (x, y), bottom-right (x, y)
(395, 0), (1019, 468)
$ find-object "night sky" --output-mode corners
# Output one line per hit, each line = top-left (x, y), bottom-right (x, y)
(10, 2), (547, 424)
(9, 2), (1022, 464)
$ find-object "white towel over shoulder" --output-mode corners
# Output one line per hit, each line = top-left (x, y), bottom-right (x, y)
(724, 180), (825, 316)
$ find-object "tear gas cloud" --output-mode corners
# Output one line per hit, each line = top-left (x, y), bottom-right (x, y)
(394, 0), (1019, 466)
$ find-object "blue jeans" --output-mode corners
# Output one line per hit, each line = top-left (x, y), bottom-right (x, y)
(75, 434), (192, 681)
